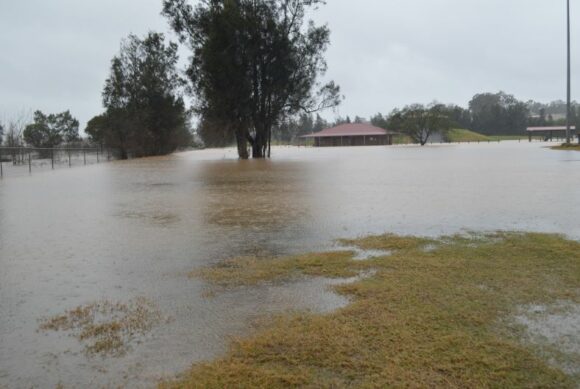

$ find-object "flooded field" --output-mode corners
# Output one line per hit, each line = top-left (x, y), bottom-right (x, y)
(1, 142), (579, 388)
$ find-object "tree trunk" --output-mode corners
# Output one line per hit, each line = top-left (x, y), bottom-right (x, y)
(236, 129), (249, 159)
(252, 139), (266, 158)
(251, 128), (267, 158)
(267, 126), (272, 158)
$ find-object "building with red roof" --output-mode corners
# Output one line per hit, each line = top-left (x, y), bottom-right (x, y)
(300, 123), (398, 147)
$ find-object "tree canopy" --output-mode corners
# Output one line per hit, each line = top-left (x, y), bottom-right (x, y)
(469, 92), (528, 135)
(387, 104), (451, 146)
(23, 110), (79, 148)
(89, 32), (191, 159)
(163, 0), (341, 159)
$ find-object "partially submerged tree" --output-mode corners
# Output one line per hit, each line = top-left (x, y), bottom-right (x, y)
(163, 0), (341, 159)
(388, 104), (451, 146)
(92, 32), (191, 159)
(23, 110), (79, 148)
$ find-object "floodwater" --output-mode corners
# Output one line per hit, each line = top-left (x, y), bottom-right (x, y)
(1, 142), (579, 388)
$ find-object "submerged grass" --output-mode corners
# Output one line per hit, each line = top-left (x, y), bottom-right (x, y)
(168, 232), (580, 388)
(191, 251), (369, 288)
(39, 297), (161, 357)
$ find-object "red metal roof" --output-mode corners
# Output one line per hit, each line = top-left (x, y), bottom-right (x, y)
(301, 123), (395, 138)
(527, 126), (576, 132)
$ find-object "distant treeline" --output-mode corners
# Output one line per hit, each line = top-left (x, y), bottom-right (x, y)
(264, 91), (580, 145)
(0, 110), (84, 150)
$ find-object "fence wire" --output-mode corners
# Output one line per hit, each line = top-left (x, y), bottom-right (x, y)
(0, 147), (114, 178)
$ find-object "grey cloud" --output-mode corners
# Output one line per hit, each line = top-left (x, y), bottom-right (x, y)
(0, 0), (577, 128)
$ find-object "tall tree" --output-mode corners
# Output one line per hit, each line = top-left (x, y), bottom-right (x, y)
(23, 110), (79, 148)
(441, 104), (472, 129)
(469, 92), (528, 135)
(85, 114), (108, 146)
(0, 123), (4, 145)
(387, 104), (451, 146)
(95, 32), (191, 159)
(163, 0), (341, 159)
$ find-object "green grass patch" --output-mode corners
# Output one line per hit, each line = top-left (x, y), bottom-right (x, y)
(488, 135), (528, 141)
(393, 134), (414, 144)
(167, 232), (580, 388)
(445, 129), (490, 142)
(191, 251), (369, 288)
(551, 143), (580, 151)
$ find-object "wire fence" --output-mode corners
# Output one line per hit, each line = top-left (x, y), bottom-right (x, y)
(0, 146), (115, 178)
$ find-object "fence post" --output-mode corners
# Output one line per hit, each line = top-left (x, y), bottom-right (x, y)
(28, 150), (31, 173)
(83, 149), (86, 165)
(0, 148), (3, 178)
(51, 148), (54, 169)
(107, 148), (110, 161)
(68, 149), (71, 167)
(97, 148), (100, 163)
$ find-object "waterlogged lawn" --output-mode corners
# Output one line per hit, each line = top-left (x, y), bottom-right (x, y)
(165, 232), (580, 388)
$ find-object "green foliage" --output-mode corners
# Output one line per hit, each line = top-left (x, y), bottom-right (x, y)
(270, 113), (328, 144)
(23, 110), (79, 148)
(94, 32), (191, 159)
(84, 114), (108, 145)
(163, 0), (341, 159)
(196, 116), (235, 148)
(469, 91), (529, 135)
(387, 104), (451, 146)
(441, 104), (472, 129)
(370, 113), (388, 129)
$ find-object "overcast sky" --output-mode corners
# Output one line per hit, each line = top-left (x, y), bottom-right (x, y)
(0, 0), (577, 129)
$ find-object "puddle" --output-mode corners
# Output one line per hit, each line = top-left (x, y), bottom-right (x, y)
(351, 248), (392, 260)
(513, 301), (580, 375)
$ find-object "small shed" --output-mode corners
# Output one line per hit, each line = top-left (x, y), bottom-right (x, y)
(300, 123), (398, 147)
(526, 126), (577, 141)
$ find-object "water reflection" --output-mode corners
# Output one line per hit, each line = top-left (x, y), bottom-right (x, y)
(1, 143), (580, 387)
(196, 160), (312, 232)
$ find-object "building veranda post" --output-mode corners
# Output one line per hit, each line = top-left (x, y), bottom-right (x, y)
(301, 123), (398, 147)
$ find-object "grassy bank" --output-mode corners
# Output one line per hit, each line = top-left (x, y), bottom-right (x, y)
(551, 143), (580, 151)
(165, 232), (580, 388)
(445, 131), (532, 142)
(445, 128), (489, 142)
(393, 130), (532, 145)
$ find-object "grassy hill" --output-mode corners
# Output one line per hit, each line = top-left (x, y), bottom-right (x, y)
(445, 128), (490, 142)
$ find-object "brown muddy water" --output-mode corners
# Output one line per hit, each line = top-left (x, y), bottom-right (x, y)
(1, 143), (580, 388)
